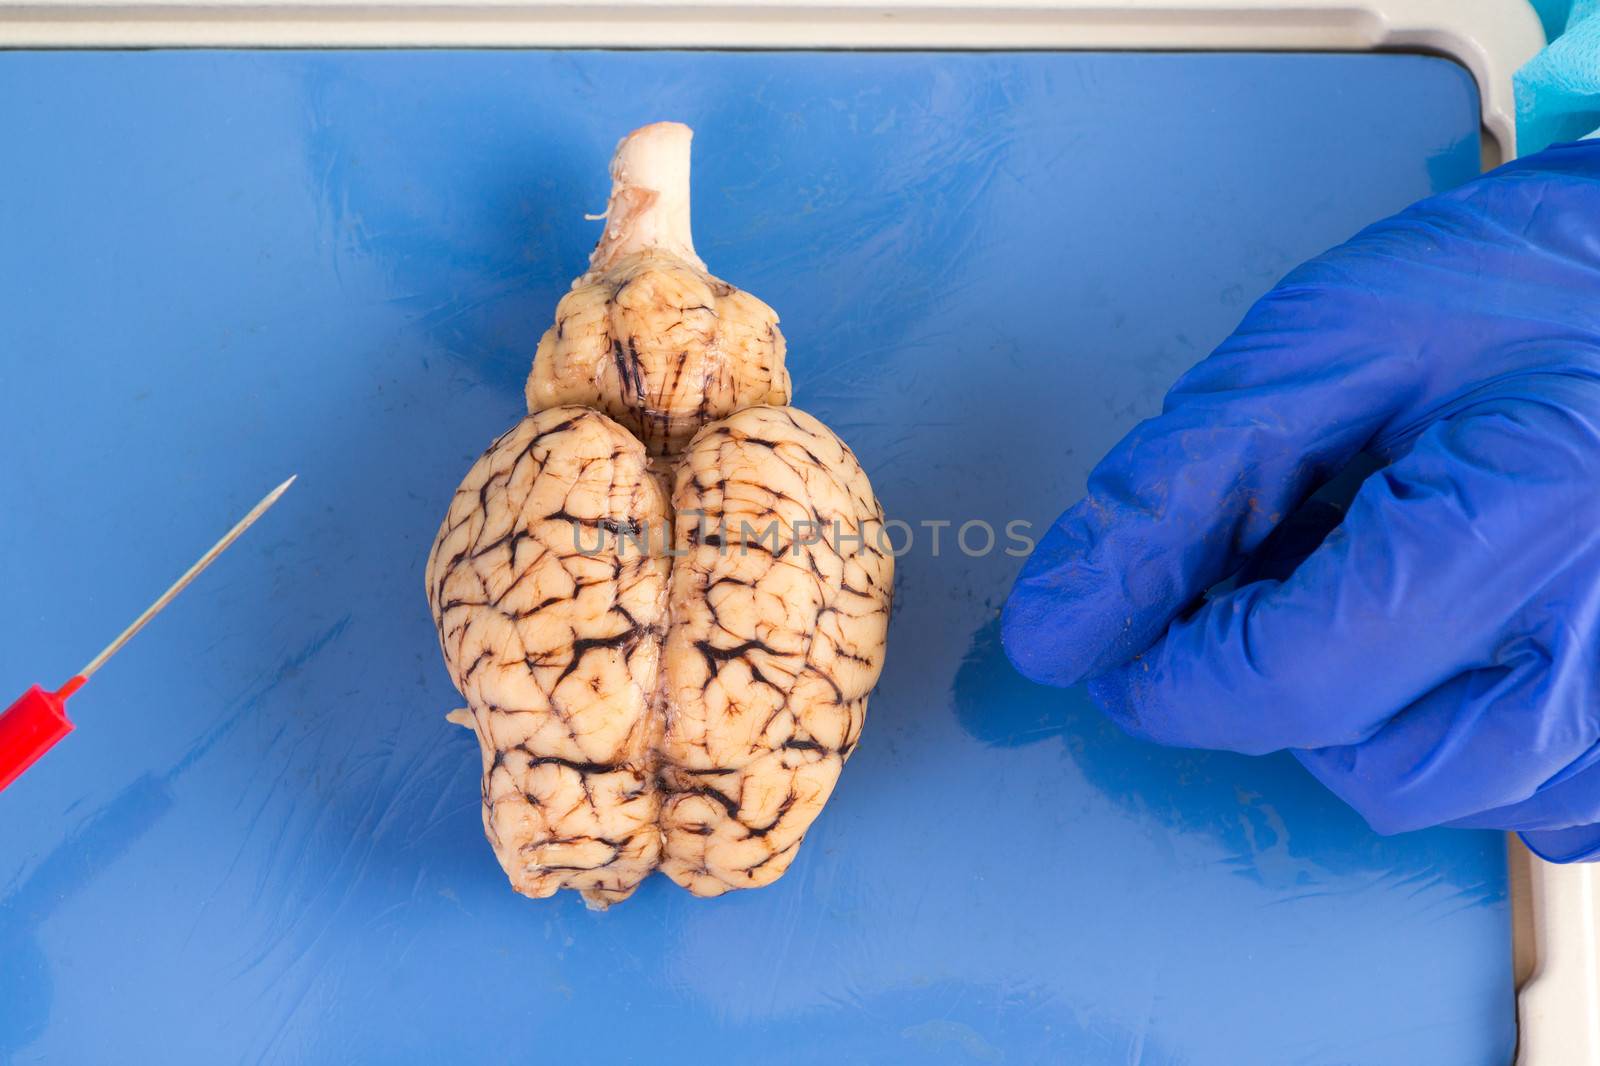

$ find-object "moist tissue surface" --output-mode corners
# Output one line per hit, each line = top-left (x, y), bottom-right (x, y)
(426, 123), (892, 907)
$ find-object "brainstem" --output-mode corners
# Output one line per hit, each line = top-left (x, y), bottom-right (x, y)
(526, 250), (791, 457)
(659, 405), (893, 896)
(425, 405), (670, 908)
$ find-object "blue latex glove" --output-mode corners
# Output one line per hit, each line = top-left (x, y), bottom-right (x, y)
(1002, 142), (1600, 862)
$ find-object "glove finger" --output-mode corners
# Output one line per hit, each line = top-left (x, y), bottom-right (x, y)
(1459, 752), (1600, 860)
(1296, 636), (1600, 835)
(1446, 740), (1600, 837)
(1085, 388), (1600, 754)
(1003, 278), (1411, 686)
(1004, 144), (1600, 689)
(1520, 826), (1600, 863)
(1199, 453), (1378, 593)
(1229, 497), (1346, 588)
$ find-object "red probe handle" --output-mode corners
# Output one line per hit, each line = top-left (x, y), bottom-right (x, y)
(0, 681), (81, 792)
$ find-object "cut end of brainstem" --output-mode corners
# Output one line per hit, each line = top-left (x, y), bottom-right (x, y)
(587, 121), (705, 276)
(427, 122), (892, 907)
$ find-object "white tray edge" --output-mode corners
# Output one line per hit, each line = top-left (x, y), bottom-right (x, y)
(0, 0), (1544, 158)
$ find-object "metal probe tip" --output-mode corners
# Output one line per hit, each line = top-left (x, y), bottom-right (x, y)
(75, 476), (297, 682)
(0, 476), (295, 794)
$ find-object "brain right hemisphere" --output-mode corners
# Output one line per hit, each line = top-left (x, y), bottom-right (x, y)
(658, 405), (891, 896)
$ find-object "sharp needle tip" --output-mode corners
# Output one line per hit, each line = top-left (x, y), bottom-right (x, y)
(76, 470), (298, 680)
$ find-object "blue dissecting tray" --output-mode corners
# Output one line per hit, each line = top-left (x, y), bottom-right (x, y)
(0, 51), (1511, 1064)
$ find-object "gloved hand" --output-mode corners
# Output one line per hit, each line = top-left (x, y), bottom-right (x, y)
(1002, 142), (1600, 862)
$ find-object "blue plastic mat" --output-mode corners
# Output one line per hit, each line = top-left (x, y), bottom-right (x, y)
(0, 51), (1511, 1064)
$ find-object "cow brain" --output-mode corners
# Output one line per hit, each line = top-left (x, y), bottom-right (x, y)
(426, 122), (892, 907)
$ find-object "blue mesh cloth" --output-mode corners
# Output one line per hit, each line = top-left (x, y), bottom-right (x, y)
(1518, 0), (1600, 152)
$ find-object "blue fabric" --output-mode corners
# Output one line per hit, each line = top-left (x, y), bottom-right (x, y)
(1004, 143), (1600, 862)
(1518, 0), (1600, 152)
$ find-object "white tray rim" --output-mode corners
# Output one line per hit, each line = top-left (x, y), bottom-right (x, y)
(0, 0), (1544, 159)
